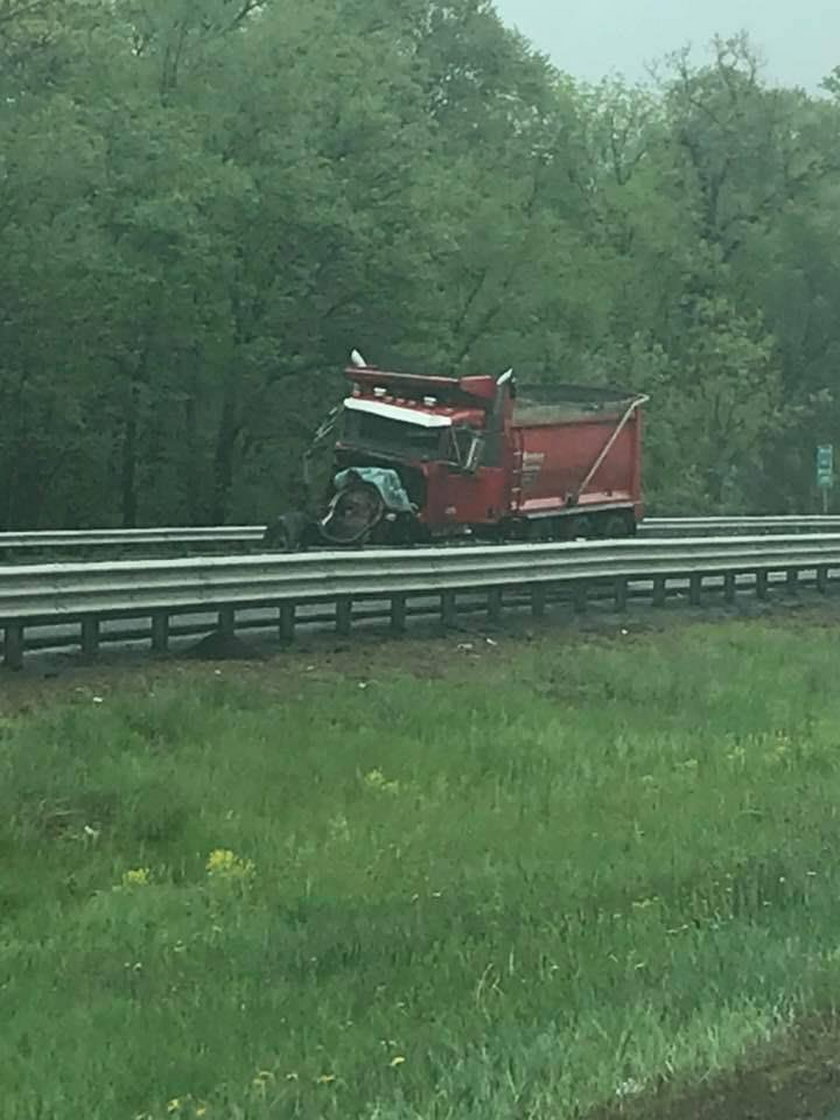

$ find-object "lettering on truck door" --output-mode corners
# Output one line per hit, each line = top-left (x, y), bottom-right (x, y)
(520, 449), (545, 489)
(511, 431), (545, 511)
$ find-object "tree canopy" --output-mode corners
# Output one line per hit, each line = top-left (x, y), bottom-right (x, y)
(1, 2), (837, 525)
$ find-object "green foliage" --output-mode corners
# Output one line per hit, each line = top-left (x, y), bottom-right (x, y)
(5, 624), (840, 1114)
(0, 6), (838, 524)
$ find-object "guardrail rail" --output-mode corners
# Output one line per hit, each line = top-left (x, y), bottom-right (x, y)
(642, 516), (840, 535)
(2, 534), (840, 669)
(1, 517), (839, 561)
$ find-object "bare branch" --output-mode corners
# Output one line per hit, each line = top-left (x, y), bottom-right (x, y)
(223, 0), (262, 33)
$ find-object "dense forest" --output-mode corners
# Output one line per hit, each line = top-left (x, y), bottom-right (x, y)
(1, 0), (839, 527)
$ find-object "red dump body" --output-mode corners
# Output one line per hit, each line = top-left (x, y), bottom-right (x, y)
(336, 365), (646, 539)
(510, 395), (644, 521)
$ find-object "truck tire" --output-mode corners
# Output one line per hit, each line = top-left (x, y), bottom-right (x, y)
(321, 481), (384, 545)
(262, 512), (309, 552)
(601, 512), (635, 539)
(570, 515), (595, 540)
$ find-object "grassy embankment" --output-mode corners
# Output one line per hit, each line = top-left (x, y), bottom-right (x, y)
(2, 621), (840, 1119)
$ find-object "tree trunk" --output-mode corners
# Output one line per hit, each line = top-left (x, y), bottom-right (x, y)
(120, 385), (139, 528)
(212, 379), (239, 524)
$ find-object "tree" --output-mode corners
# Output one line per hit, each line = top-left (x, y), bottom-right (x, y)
(0, 5), (839, 525)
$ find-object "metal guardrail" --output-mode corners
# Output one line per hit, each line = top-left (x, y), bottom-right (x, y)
(0, 516), (838, 558)
(642, 516), (840, 535)
(0, 526), (265, 552)
(2, 534), (840, 669)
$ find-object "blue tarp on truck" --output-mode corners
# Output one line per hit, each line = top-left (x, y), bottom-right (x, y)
(333, 468), (417, 514)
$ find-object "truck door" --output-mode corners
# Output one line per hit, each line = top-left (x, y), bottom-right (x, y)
(441, 426), (504, 526)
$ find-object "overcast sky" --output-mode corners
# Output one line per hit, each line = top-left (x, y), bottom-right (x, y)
(493, 0), (838, 91)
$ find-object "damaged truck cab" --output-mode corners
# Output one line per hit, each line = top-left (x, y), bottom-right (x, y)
(264, 355), (648, 549)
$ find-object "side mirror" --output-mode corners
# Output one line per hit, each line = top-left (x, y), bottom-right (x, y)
(463, 433), (483, 473)
(449, 427), (483, 473)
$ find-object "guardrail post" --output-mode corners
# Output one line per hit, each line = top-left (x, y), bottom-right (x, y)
(723, 572), (736, 604)
(573, 582), (588, 614)
(756, 571), (769, 601)
(441, 591), (457, 628)
(531, 584), (547, 618)
(390, 594), (407, 636)
(613, 577), (628, 612)
(81, 617), (100, 659)
(278, 603), (296, 642)
(786, 568), (799, 595)
(151, 611), (169, 653)
(652, 576), (666, 607)
(218, 607), (235, 638)
(817, 566), (829, 594)
(336, 597), (352, 637)
(487, 587), (503, 623)
(3, 624), (23, 670)
(689, 573), (702, 607)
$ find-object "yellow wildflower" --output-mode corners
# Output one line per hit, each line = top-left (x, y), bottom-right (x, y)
(121, 868), (151, 887)
(206, 849), (255, 882)
(166, 1100), (182, 1114)
(316, 1074), (336, 1085)
(390, 1055), (406, 1068)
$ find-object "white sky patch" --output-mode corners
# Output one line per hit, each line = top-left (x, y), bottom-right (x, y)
(494, 0), (838, 92)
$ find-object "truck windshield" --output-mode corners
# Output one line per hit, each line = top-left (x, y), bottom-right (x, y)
(341, 409), (443, 460)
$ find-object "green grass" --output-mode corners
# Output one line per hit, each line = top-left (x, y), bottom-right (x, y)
(3, 621), (840, 1118)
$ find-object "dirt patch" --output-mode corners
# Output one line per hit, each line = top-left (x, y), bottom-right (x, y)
(0, 631), (498, 715)
(185, 628), (266, 660)
(588, 1015), (840, 1120)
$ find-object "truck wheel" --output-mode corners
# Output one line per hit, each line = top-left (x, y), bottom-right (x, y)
(601, 513), (634, 539)
(262, 513), (307, 552)
(571, 515), (595, 540)
(321, 482), (384, 545)
(262, 519), (290, 550)
(526, 520), (549, 542)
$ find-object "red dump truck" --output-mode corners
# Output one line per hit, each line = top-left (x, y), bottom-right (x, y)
(264, 353), (648, 549)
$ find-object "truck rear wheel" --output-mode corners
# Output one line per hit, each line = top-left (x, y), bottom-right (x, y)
(601, 512), (635, 539)
(570, 515), (595, 540)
